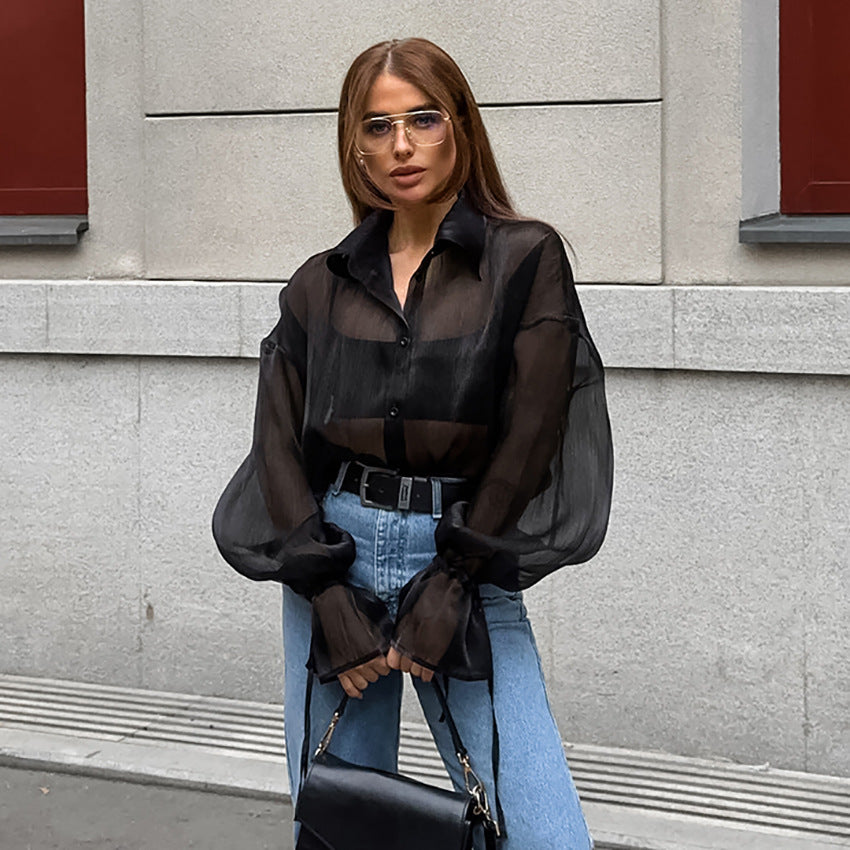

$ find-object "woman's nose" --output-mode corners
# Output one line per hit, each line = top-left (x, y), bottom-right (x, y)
(392, 122), (413, 156)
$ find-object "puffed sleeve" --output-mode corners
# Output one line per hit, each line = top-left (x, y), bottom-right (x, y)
(212, 275), (393, 682)
(392, 228), (613, 679)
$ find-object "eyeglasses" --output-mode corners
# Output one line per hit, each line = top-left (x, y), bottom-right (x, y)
(355, 110), (451, 155)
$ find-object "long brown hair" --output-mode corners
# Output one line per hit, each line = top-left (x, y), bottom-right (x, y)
(338, 38), (518, 224)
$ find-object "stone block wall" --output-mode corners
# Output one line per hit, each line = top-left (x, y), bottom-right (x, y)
(1, 0), (848, 777)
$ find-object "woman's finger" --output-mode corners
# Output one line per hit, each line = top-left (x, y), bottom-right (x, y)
(360, 664), (380, 683)
(338, 674), (362, 699)
(387, 646), (417, 674)
(410, 662), (435, 682)
(370, 655), (391, 676)
(348, 671), (370, 691)
(406, 660), (434, 682)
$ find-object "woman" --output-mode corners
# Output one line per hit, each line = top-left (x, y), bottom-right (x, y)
(213, 37), (613, 849)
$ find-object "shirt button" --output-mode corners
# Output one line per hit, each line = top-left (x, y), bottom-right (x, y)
(399, 335), (410, 348)
(388, 405), (400, 418)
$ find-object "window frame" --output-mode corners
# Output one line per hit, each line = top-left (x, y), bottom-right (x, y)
(739, 0), (850, 243)
(0, 0), (88, 244)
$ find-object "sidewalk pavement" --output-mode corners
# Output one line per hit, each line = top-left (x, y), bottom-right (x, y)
(0, 765), (294, 850)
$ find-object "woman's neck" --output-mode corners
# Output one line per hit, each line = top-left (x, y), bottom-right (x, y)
(387, 195), (457, 255)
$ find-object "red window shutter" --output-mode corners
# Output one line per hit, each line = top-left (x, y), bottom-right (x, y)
(780, 0), (850, 213)
(0, 0), (87, 215)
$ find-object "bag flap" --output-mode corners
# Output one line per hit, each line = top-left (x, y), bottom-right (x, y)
(295, 751), (472, 850)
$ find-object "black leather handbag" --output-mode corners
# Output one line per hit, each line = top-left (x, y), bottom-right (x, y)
(294, 676), (500, 850)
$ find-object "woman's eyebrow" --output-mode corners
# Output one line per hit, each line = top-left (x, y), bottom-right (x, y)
(362, 103), (439, 119)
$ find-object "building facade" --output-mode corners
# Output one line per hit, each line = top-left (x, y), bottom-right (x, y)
(1, 0), (848, 781)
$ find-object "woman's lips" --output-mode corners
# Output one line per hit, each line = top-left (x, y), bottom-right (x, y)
(389, 166), (425, 186)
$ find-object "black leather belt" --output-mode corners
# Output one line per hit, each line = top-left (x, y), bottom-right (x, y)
(333, 461), (472, 516)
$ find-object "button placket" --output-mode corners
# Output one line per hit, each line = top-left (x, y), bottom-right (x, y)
(391, 322), (411, 424)
(402, 254), (432, 323)
(384, 257), (425, 466)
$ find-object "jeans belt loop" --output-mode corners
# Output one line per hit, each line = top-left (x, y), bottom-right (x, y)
(331, 460), (350, 496)
(431, 478), (443, 520)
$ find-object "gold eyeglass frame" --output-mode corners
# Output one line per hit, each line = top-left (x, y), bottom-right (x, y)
(354, 110), (452, 156)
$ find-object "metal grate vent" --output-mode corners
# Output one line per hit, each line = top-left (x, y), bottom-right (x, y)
(2, 675), (849, 841)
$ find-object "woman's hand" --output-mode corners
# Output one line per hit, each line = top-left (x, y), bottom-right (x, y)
(386, 646), (434, 683)
(337, 654), (392, 699)
(389, 556), (492, 681)
(310, 583), (394, 685)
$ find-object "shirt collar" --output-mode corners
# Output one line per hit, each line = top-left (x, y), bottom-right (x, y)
(327, 193), (487, 281)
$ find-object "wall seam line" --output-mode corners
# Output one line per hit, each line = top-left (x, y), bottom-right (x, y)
(143, 98), (664, 121)
(671, 287), (678, 369)
(136, 356), (144, 689)
(43, 283), (50, 348)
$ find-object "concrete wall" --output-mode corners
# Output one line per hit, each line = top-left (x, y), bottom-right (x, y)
(2, 353), (848, 776)
(547, 368), (850, 774)
(1, 0), (849, 778)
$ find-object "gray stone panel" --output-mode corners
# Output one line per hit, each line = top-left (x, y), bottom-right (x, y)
(674, 287), (850, 376)
(144, 113), (352, 282)
(0, 356), (141, 685)
(797, 377), (850, 775)
(144, 104), (661, 283)
(142, 0), (660, 114)
(137, 357), (284, 701)
(578, 285), (673, 369)
(486, 104), (662, 283)
(47, 282), (242, 357)
(240, 283), (285, 357)
(4, 282), (850, 378)
(540, 369), (816, 771)
(0, 283), (47, 351)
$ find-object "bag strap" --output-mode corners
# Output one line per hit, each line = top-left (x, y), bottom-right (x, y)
(299, 672), (352, 787)
(299, 673), (501, 841)
(488, 675), (506, 836)
(432, 675), (502, 841)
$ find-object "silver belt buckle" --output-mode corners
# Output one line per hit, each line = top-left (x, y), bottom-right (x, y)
(397, 476), (413, 511)
(359, 465), (387, 508)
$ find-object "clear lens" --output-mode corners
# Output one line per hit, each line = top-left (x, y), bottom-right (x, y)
(356, 110), (448, 154)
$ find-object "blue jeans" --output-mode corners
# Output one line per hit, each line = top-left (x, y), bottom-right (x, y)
(283, 489), (592, 849)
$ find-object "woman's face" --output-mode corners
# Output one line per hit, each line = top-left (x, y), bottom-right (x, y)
(357, 73), (457, 210)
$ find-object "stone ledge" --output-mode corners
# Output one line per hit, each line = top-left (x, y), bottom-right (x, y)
(0, 216), (88, 246)
(0, 280), (848, 376)
(740, 214), (850, 244)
